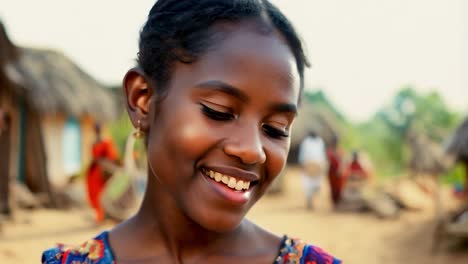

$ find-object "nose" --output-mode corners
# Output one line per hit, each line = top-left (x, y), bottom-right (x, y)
(223, 124), (266, 165)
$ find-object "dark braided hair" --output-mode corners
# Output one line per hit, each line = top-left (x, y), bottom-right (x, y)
(138, 0), (310, 99)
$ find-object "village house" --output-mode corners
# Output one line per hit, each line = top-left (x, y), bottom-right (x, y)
(0, 21), (116, 209)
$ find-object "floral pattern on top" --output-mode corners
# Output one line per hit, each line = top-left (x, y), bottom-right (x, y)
(42, 232), (341, 264)
(274, 236), (342, 264)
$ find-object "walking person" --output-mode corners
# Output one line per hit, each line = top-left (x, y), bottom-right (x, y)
(298, 131), (327, 210)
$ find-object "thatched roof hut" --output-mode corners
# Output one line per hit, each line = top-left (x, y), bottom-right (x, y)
(1, 21), (117, 208)
(8, 47), (116, 121)
(407, 133), (452, 176)
(291, 103), (339, 146)
(0, 22), (19, 84)
(445, 118), (468, 163)
(268, 102), (339, 193)
(288, 102), (339, 163)
(0, 21), (19, 214)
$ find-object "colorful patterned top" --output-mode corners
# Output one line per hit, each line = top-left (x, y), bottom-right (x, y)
(274, 236), (341, 264)
(42, 231), (341, 264)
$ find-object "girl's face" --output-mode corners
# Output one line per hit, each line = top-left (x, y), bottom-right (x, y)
(140, 26), (300, 232)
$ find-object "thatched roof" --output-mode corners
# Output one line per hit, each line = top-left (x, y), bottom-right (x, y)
(445, 118), (468, 162)
(0, 21), (20, 98)
(407, 133), (452, 175)
(6, 48), (117, 121)
(291, 102), (339, 148)
(287, 102), (339, 164)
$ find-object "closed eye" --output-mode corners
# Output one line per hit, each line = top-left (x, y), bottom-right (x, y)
(200, 103), (235, 121)
(262, 124), (289, 139)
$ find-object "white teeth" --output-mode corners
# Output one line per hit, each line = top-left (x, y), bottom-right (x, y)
(214, 172), (222, 182)
(221, 175), (229, 184)
(228, 177), (237, 188)
(235, 181), (244, 191)
(205, 169), (251, 191)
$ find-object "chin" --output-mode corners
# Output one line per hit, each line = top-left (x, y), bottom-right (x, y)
(201, 219), (243, 233)
(194, 210), (247, 233)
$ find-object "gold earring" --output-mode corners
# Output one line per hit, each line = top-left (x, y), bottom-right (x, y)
(134, 120), (142, 138)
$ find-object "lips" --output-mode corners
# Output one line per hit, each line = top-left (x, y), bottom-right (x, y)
(203, 168), (251, 191)
(200, 166), (259, 204)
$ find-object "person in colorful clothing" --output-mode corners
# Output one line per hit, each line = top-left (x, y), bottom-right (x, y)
(339, 151), (371, 211)
(86, 124), (120, 223)
(343, 151), (369, 182)
(326, 136), (345, 207)
(42, 1), (341, 263)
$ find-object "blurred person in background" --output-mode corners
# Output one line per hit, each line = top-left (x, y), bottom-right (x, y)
(343, 151), (369, 182)
(86, 123), (120, 224)
(298, 131), (327, 210)
(326, 136), (344, 208)
(339, 150), (370, 211)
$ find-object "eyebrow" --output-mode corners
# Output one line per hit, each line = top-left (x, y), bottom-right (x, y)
(270, 103), (298, 116)
(194, 80), (248, 102)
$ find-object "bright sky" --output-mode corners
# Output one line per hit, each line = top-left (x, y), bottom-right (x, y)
(1, 0), (467, 121)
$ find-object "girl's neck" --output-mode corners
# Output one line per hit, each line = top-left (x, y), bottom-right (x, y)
(109, 175), (282, 263)
(128, 175), (246, 258)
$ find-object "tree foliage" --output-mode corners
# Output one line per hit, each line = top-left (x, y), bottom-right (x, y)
(357, 86), (461, 177)
(303, 87), (462, 178)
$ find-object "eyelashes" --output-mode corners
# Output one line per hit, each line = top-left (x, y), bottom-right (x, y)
(262, 124), (289, 139)
(200, 103), (235, 121)
(200, 103), (289, 139)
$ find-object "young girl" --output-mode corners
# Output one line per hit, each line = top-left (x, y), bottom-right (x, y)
(42, 1), (341, 263)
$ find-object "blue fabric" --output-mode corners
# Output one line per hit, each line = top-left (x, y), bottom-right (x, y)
(42, 231), (115, 264)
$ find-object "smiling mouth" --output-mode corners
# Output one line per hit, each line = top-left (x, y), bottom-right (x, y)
(201, 167), (257, 192)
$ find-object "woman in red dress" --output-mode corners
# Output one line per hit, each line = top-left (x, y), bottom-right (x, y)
(343, 151), (369, 181)
(326, 136), (344, 207)
(86, 124), (119, 223)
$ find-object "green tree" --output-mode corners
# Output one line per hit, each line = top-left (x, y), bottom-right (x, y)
(359, 86), (461, 177)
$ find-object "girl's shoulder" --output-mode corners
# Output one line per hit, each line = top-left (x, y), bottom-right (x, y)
(274, 236), (341, 264)
(41, 231), (116, 264)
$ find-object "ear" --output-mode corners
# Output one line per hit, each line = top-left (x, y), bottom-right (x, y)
(123, 67), (153, 132)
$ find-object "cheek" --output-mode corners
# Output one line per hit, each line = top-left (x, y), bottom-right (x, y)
(265, 140), (290, 181)
(159, 114), (219, 161)
(179, 122), (204, 145)
(147, 111), (218, 184)
(176, 122), (214, 157)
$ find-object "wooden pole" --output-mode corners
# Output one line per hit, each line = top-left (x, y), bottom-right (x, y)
(24, 107), (57, 208)
(0, 111), (11, 216)
(464, 161), (468, 207)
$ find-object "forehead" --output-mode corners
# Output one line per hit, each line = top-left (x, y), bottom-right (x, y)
(168, 24), (300, 103)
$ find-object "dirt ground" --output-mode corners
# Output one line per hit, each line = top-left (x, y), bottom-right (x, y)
(1, 168), (467, 264)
